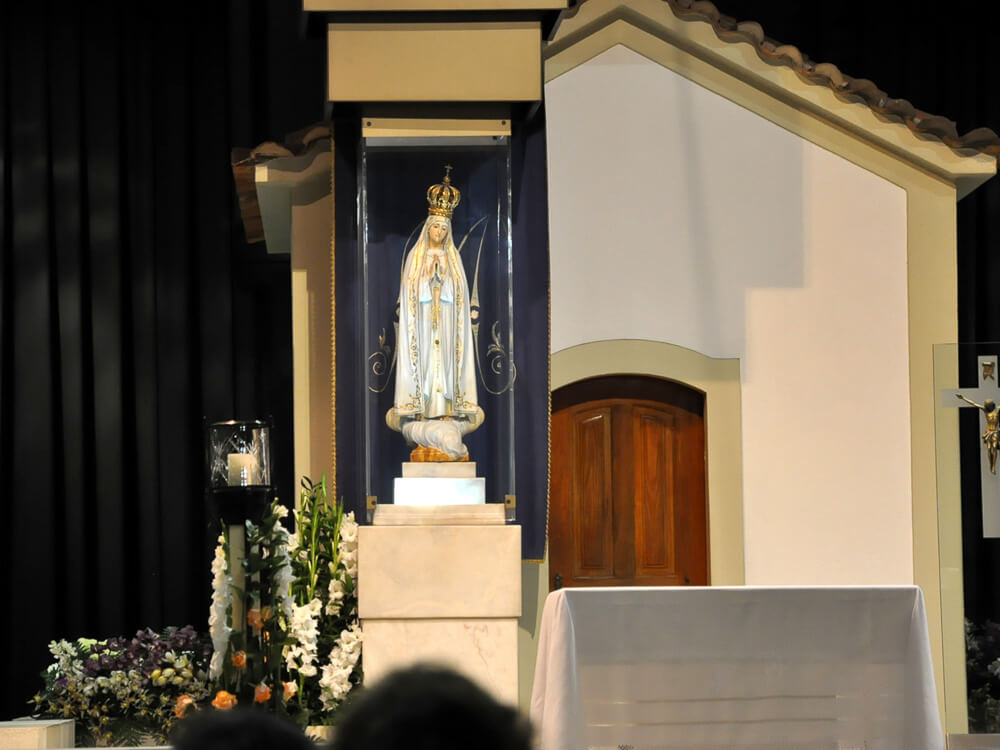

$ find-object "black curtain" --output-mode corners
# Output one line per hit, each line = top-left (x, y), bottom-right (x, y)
(0, 0), (324, 718)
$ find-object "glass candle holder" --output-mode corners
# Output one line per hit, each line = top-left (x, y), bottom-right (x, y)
(206, 419), (272, 524)
(206, 420), (271, 489)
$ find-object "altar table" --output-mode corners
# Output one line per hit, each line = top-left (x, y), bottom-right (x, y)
(530, 586), (943, 750)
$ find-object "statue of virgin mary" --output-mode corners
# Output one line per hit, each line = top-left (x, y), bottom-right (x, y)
(386, 168), (484, 461)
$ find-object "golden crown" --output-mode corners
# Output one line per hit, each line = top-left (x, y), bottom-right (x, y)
(426, 166), (461, 218)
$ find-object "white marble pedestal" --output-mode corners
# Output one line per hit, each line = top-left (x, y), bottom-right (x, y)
(358, 503), (521, 705)
(0, 720), (74, 749)
(394, 461), (486, 506)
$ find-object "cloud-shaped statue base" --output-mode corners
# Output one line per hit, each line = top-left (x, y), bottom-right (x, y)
(387, 409), (486, 462)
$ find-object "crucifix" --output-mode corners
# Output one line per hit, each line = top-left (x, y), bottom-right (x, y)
(943, 355), (1000, 537)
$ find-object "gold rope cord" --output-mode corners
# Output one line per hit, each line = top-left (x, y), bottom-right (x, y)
(329, 123), (337, 502)
(538, 268), (552, 564)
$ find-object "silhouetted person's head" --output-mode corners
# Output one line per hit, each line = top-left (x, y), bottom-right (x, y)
(171, 707), (314, 750)
(330, 664), (532, 750)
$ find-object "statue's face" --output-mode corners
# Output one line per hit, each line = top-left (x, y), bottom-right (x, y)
(428, 220), (448, 245)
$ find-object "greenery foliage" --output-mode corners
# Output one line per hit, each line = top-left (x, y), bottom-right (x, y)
(967, 618), (1000, 733)
(31, 477), (361, 744)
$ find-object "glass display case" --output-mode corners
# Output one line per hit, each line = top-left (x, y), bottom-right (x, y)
(358, 134), (516, 511)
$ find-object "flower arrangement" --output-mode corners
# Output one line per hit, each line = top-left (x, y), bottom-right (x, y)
(204, 497), (294, 713)
(966, 618), (1000, 732)
(32, 477), (361, 744)
(31, 626), (213, 745)
(285, 476), (361, 722)
(205, 477), (361, 726)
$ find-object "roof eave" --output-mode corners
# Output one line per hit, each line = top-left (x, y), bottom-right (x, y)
(545, 0), (996, 200)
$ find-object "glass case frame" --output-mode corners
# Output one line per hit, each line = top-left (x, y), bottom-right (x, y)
(358, 134), (516, 510)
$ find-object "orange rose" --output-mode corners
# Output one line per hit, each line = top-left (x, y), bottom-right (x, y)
(174, 694), (195, 719)
(254, 683), (272, 704)
(211, 690), (237, 710)
(282, 681), (297, 701)
(247, 609), (263, 631)
(248, 606), (273, 631)
(231, 651), (247, 669)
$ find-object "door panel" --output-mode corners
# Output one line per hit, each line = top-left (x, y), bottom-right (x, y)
(572, 408), (614, 578)
(634, 406), (675, 578)
(550, 376), (707, 590)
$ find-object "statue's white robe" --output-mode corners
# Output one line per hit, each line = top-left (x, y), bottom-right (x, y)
(392, 219), (479, 425)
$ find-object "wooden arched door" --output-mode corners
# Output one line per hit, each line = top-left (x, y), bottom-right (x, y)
(549, 375), (708, 590)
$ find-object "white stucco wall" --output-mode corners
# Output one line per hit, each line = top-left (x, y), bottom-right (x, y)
(546, 44), (912, 584)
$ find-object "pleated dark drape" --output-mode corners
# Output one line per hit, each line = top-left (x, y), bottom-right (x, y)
(0, 0), (324, 718)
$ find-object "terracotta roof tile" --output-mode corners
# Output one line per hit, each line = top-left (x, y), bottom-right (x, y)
(231, 123), (331, 244)
(652, 0), (1000, 157)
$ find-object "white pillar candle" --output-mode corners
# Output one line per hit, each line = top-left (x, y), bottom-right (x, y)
(227, 453), (259, 486)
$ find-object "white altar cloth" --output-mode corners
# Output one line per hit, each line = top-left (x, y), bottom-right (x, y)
(530, 586), (943, 750)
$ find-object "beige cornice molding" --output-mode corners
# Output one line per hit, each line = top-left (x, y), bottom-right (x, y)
(328, 21), (542, 102)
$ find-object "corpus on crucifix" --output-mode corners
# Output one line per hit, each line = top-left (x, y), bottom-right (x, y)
(945, 355), (1000, 537)
(955, 393), (1000, 474)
